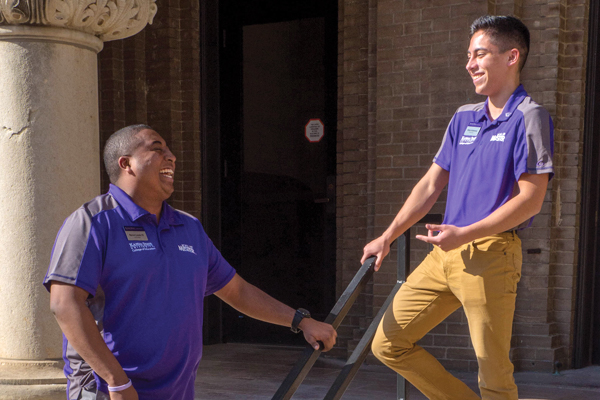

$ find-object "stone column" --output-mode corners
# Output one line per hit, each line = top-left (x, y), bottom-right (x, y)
(0, 1), (156, 398)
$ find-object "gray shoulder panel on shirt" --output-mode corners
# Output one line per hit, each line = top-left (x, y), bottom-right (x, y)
(83, 193), (121, 219)
(45, 194), (120, 289)
(517, 98), (554, 175)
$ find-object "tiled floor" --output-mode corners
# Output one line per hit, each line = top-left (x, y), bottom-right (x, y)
(195, 343), (600, 400)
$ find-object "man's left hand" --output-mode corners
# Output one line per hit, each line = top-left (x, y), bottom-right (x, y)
(415, 224), (469, 251)
(298, 318), (337, 351)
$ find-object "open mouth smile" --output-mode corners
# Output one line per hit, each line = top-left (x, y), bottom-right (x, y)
(159, 168), (174, 179)
(471, 72), (484, 83)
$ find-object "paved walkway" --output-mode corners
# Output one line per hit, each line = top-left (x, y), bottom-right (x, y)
(195, 343), (600, 400)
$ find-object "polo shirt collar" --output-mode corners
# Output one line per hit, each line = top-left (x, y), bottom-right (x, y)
(482, 84), (528, 123)
(108, 184), (183, 227)
(160, 201), (184, 227)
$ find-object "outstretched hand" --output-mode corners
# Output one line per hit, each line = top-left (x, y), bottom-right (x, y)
(415, 224), (469, 251)
(299, 318), (337, 351)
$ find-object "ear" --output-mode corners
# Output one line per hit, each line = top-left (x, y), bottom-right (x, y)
(118, 156), (134, 175)
(507, 48), (520, 67)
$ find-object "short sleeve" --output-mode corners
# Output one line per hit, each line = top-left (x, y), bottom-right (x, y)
(514, 105), (554, 181)
(43, 207), (104, 296)
(204, 235), (236, 296)
(433, 114), (456, 171)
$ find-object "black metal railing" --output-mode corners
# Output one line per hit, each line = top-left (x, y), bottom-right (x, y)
(272, 214), (442, 400)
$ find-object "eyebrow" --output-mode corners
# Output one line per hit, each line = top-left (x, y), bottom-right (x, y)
(468, 47), (490, 54)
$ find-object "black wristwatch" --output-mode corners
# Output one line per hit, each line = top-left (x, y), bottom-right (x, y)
(291, 308), (311, 333)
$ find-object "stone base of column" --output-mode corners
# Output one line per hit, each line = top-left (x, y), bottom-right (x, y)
(0, 359), (66, 400)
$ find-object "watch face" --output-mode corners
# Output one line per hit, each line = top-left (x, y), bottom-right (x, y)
(291, 308), (311, 333)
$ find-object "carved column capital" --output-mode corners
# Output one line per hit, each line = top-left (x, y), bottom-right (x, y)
(0, 0), (157, 41)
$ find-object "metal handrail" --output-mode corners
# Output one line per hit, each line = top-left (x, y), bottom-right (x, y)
(323, 278), (403, 400)
(271, 256), (377, 400)
(272, 214), (443, 400)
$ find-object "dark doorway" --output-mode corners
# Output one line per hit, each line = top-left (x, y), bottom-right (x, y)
(574, 0), (600, 368)
(219, 0), (337, 345)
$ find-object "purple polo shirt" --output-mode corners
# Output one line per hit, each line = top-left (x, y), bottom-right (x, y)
(433, 85), (554, 228)
(44, 184), (236, 400)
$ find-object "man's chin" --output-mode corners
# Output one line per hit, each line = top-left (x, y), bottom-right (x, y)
(473, 85), (486, 95)
(161, 186), (175, 199)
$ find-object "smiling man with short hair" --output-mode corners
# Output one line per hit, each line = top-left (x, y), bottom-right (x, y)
(364, 16), (553, 400)
(44, 125), (336, 400)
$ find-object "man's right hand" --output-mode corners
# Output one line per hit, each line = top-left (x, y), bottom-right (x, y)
(361, 236), (391, 271)
(109, 386), (138, 400)
(299, 318), (337, 351)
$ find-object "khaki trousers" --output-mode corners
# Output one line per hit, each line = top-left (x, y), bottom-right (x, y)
(372, 232), (522, 400)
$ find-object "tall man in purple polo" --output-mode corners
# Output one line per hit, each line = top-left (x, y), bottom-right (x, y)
(44, 125), (337, 400)
(363, 16), (553, 400)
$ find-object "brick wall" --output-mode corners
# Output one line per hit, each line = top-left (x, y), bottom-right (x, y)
(337, 0), (589, 372)
(97, 0), (590, 373)
(539, 0), (587, 371)
(335, 0), (373, 357)
(98, 0), (202, 218)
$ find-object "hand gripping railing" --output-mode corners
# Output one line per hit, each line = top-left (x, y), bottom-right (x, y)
(272, 214), (443, 400)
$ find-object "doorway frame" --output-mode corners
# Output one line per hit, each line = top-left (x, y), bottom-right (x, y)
(218, 0), (338, 344)
(200, 0), (338, 345)
(200, 0), (224, 344)
(573, 0), (600, 368)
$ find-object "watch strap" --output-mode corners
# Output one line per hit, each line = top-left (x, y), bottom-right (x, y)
(291, 308), (310, 333)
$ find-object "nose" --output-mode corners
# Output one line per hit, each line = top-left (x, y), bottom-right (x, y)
(165, 148), (176, 163)
(466, 55), (476, 73)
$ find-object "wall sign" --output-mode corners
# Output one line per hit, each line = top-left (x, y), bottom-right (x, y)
(305, 119), (324, 143)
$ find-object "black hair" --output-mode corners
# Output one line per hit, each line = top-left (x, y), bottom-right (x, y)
(470, 15), (530, 71)
(103, 124), (153, 183)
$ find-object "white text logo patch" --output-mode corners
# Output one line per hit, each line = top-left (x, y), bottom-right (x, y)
(490, 132), (506, 142)
(129, 242), (156, 252)
(178, 244), (196, 254)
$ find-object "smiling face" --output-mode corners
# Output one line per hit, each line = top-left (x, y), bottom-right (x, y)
(124, 129), (176, 204)
(466, 31), (517, 100)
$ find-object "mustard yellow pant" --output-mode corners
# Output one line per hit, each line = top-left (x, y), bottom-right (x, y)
(372, 232), (522, 400)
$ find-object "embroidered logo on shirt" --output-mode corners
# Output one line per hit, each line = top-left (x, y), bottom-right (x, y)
(459, 136), (477, 145)
(178, 244), (196, 254)
(490, 132), (506, 142)
(129, 242), (156, 252)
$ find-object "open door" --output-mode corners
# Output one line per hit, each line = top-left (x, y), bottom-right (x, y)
(219, 0), (337, 345)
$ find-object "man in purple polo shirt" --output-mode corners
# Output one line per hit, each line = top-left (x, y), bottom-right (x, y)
(363, 16), (553, 400)
(44, 125), (336, 400)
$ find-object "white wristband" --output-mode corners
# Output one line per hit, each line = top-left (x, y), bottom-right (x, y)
(108, 379), (132, 392)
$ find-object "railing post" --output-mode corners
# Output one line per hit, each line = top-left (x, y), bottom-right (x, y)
(271, 257), (377, 400)
(396, 231), (410, 400)
(322, 280), (403, 400)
